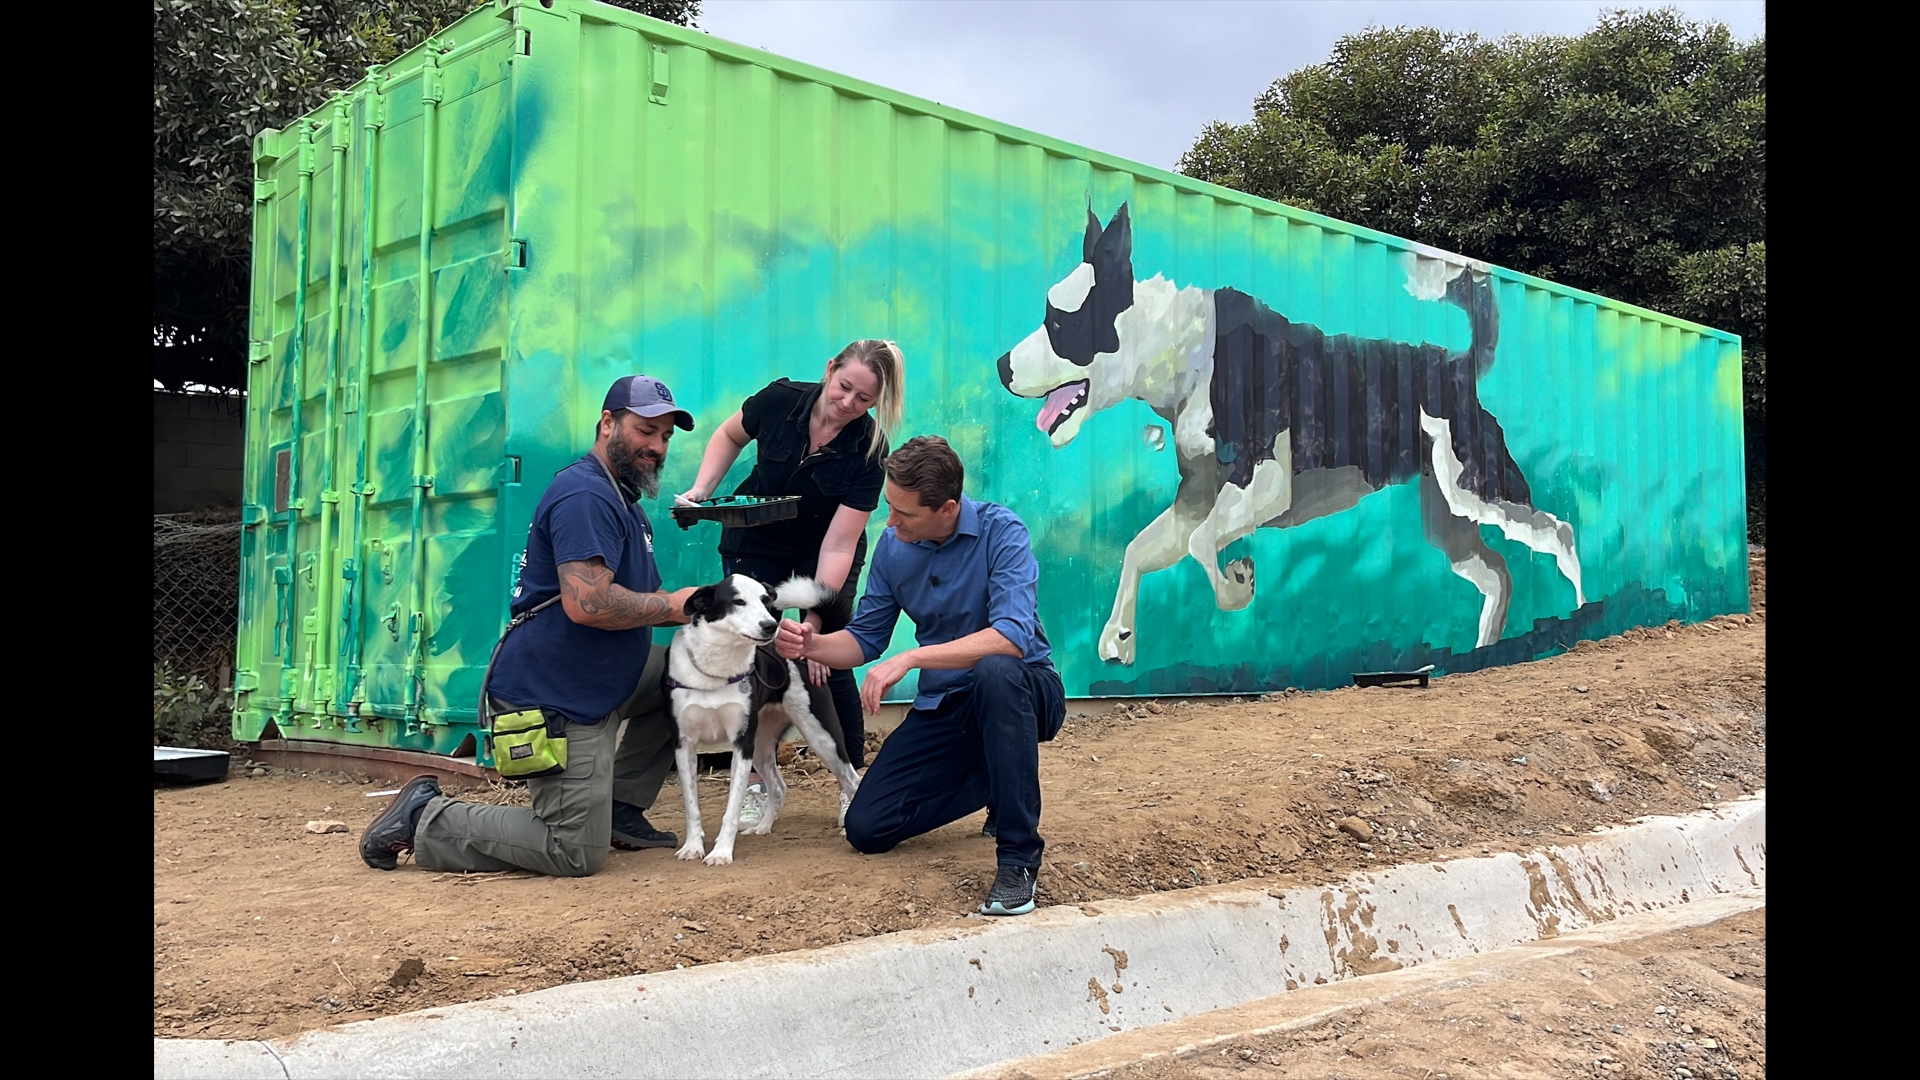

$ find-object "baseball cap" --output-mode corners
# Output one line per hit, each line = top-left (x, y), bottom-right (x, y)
(603, 375), (695, 431)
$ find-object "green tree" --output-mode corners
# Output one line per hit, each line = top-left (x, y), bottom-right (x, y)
(1179, 9), (1765, 539)
(154, 0), (700, 393)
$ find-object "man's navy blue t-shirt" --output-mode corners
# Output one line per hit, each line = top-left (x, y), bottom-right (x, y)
(489, 453), (662, 724)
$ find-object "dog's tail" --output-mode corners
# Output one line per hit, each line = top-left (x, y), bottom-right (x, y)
(773, 576), (855, 634)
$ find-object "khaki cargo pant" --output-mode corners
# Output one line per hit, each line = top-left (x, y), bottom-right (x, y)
(413, 646), (676, 877)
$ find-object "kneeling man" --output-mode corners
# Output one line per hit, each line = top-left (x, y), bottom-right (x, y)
(775, 435), (1065, 915)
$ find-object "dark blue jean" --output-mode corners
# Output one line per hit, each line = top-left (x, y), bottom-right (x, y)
(844, 655), (1066, 869)
(721, 552), (866, 767)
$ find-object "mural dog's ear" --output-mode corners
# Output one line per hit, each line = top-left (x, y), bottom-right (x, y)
(1047, 203), (1135, 366)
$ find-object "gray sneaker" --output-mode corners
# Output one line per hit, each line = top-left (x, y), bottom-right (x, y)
(980, 865), (1037, 916)
(738, 782), (768, 830)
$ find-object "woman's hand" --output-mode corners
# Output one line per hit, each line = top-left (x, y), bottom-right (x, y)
(673, 488), (708, 507)
(802, 611), (830, 685)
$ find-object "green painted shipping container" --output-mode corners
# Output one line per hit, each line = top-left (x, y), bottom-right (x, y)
(235, 0), (1748, 760)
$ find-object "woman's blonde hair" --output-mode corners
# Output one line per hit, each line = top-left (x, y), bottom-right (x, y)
(829, 339), (906, 460)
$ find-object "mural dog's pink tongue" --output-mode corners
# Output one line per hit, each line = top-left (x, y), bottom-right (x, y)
(1037, 381), (1088, 433)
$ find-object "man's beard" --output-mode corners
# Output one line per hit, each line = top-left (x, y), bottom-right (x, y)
(607, 430), (662, 499)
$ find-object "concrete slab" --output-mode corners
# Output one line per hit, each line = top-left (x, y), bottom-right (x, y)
(154, 794), (1763, 1080)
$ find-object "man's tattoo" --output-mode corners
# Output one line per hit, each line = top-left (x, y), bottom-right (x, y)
(557, 560), (676, 627)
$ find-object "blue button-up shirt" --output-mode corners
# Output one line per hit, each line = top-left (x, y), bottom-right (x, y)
(845, 496), (1052, 710)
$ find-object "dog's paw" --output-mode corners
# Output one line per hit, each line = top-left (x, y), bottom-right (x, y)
(703, 850), (735, 867)
(675, 844), (706, 862)
(1218, 557), (1256, 610)
(1098, 623), (1137, 665)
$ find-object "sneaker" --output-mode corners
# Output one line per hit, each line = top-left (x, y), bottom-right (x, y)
(737, 782), (768, 831)
(981, 806), (998, 838)
(980, 865), (1037, 916)
(611, 801), (678, 850)
(360, 775), (441, 870)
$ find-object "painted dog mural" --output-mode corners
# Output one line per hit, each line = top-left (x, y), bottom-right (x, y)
(996, 204), (1585, 666)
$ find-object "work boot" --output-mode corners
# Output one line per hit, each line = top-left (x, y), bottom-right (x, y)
(611, 800), (678, 850)
(360, 775), (441, 870)
(980, 864), (1037, 916)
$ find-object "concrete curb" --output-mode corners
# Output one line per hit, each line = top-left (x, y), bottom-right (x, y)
(953, 887), (1765, 1080)
(154, 794), (1764, 1080)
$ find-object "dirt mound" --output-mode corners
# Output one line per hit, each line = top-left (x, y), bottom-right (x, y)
(154, 551), (1765, 1040)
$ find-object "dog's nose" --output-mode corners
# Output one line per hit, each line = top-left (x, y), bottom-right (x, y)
(996, 351), (1013, 388)
(759, 621), (777, 637)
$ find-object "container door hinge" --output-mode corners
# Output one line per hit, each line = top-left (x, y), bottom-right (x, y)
(351, 481), (377, 497)
(242, 504), (266, 527)
(498, 456), (522, 485)
(343, 382), (361, 414)
(413, 474), (436, 490)
(329, 99), (352, 150)
(515, 26), (530, 56)
(365, 89), (386, 130)
(506, 238), (527, 269)
(320, 490), (341, 505)
(649, 44), (670, 104)
(253, 180), (276, 203)
(249, 340), (272, 363)
(234, 670), (260, 693)
(422, 65), (444, 105)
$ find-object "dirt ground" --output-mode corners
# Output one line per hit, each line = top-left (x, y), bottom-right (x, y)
(1103, 908), (1765, 1080)
(153, 552), (1764, 1042)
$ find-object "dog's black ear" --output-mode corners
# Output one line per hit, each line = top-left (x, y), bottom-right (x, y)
(683, 585), (718, 620)
(758, 579), (784, 613)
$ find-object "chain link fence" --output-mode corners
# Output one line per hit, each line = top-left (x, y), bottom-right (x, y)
(154, 510), (240, 685)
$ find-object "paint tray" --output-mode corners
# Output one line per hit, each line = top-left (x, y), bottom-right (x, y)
(155, 746), (231, 783)
(1351, 664), (1434, 689)
(671, 495), (802, 530)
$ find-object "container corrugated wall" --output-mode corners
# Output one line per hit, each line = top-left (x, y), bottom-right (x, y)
(236, 0), (1747, 760)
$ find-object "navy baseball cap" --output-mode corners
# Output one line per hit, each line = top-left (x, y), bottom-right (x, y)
(603, 375), (694, 431)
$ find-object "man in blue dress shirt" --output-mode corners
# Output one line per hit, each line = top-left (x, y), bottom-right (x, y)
(774, 435), (1065, 915)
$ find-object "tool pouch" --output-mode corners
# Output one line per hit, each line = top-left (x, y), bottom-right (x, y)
(488, 707), (569, 779)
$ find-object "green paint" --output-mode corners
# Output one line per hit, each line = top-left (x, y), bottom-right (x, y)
(236, 1), (1746, 760)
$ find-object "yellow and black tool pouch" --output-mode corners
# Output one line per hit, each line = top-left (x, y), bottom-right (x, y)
(477, 595), (568, 779)
(488, 707), (569, 779)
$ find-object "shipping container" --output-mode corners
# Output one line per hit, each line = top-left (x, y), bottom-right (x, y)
(234, 0), (1748, 761)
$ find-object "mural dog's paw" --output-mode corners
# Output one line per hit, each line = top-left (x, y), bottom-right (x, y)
(1098, 623), (1137, 665)
(1217, 557), (1256, 611)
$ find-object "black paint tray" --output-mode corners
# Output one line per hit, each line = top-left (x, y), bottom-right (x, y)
(155, 746), (231, 783)
(1351, 664), (1435, 689)
(671, 495), (802, 530)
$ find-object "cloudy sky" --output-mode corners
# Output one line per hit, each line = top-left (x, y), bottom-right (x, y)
(699, 1), (1766, 171)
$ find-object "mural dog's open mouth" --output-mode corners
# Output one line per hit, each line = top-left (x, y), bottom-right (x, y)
(1036, 380), (1090, 435)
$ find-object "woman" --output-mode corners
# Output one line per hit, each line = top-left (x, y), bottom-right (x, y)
(675, 339), (905, 825)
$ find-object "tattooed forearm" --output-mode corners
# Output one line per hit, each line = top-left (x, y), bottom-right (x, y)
(557, 559), (681, 628)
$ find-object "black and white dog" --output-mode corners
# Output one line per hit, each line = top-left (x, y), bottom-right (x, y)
(996, 203), (1584, 665)
(664, 574), (861, 866)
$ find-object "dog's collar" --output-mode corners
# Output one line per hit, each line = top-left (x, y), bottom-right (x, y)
(663, 668), (751, 691)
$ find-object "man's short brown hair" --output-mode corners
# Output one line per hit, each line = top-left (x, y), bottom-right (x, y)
(884, 435), (964, 508)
